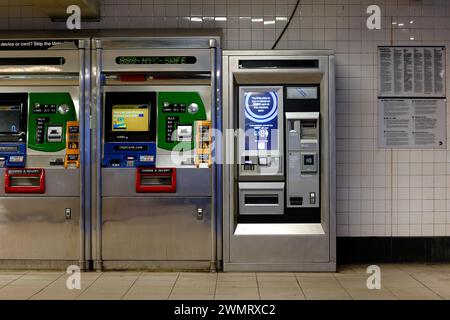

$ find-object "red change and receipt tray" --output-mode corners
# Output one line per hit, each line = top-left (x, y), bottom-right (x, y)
(136, 168), (176, 193)
(4, 168), (45, 194)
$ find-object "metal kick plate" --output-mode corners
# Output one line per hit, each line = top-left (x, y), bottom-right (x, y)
(0, 197), (80, 260)
(102, 197), (212, 261)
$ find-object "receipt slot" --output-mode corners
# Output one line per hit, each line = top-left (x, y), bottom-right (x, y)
(92, 30), (221, 271)
(223, 50), (336, 271)
(136, 168), (176, 193)
(4, 168), (45, 194)
(0, 33), (89, 269)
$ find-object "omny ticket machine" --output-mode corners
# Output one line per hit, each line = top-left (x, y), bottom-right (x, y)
(223, 51), (336, 271)
(92, 31), (221, 270)
(0, 34), (89, 269)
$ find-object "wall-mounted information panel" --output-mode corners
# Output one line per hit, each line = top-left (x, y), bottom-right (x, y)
(378, 46), (446, 149)
(378, 46), (445, 97)
(378, 99), (446, 149)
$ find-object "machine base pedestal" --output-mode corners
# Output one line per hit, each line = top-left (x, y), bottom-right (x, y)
(101, 260), (214, 272)
(0, 260), (81, 271)
(223, 262), (336, 273)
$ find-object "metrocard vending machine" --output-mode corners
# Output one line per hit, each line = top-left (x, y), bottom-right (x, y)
(223, 51), (336, 271)
(93, 31), (221, 270)
(0, 35), (89, 269)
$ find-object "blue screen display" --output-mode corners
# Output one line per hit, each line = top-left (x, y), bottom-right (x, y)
(244, 91), (278, 151)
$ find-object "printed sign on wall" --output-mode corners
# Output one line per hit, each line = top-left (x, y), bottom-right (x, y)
(378, 46), (445, 97)
(378, 99), (446, 149)
(378, 46), (446, 149)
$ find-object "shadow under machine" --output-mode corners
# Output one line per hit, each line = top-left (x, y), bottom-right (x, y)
(0, 34), (89, 269)
(92, 31), (221, 270)
(222, 50), (336, 271)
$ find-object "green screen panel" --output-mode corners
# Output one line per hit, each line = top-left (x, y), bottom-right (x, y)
(28, 92), (77, 152)
(157, 92), (207, 151)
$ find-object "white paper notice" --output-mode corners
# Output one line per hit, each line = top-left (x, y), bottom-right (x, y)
(378, 99), (446, 149)
(378, 47), (445, 97)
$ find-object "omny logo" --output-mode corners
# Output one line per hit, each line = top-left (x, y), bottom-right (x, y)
(66, 265), (81, 290)
(366, 265), (381, 290)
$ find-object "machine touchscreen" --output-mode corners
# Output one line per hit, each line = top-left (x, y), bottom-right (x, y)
(103, 92), (157, 167)
(0, 104), (21, 134)
(243, 91), (279, 152)
(112, 104), (149, 132)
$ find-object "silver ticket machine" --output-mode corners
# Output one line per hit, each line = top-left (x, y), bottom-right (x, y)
(222, 50), (336, 271)
(0, 32), (90, 269)
(92, 30), (221, 270)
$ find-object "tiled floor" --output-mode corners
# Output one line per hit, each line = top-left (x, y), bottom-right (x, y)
(0, 264), (449, 300)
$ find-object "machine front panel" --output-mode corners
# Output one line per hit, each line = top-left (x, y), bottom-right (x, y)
(229, 231), (330, 263)
(0, 168), (80, 197)
(96, 39), (219, 270)
(102, 197), (212, 261)
(102, 167), (211, 197)
(236, 83), (322, 223)
(0, 196), (80, 260)
(0, 41), (86, 268)
(223, 52), (335, 271)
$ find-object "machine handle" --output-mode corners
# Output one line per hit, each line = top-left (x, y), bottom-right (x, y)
(4, 168), (45, 194)
(136, 168), (176, 193)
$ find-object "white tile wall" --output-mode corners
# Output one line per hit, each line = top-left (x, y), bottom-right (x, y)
(1, 0), (450, 237)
